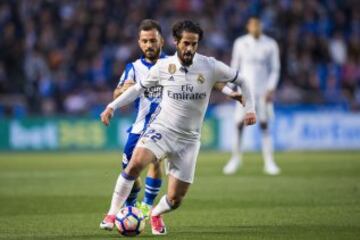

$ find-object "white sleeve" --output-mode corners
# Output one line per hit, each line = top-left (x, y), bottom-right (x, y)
(107, 83), (144, 110)
(139, 62), (160, 88)
(230, 39), (241, 69)
(213, 59), (238, 83)
(232, 73), (255, 113)
(213, 59), (254, 112)
(226, 82), (237, 90)
(221, 85), (235, 96)
(117, 63), (135, 86)
(267, 41), (280, 91)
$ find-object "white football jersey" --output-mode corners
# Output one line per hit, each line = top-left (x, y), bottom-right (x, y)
(231, 34), (280, 97)
(140, 53), (246, 139)
(118, 53), (166, 134)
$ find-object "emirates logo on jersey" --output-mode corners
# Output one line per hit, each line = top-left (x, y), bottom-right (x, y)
(168, 64), (176, 74)
(167, 84), (207, 100)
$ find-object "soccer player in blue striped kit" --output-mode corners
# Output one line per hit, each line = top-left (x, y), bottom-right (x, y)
(100, 20), (166, 228)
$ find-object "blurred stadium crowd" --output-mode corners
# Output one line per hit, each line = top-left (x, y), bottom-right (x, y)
(0, 0), (359, 116)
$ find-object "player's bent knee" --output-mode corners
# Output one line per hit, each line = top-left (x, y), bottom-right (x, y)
(127, 164), (142, 177)
(126, 148), (156, 177)
(125, 158), (144, 177)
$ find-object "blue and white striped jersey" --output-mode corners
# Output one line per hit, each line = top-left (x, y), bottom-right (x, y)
(118, 53), (167, 134)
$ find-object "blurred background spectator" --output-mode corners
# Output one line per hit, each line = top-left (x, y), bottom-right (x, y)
(0, 0), (359, 117)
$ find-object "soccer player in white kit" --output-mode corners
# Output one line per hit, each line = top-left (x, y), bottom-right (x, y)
(100, 19), (243, 230)
(223, 16), (281, 176)
(100, 20), (256, 235)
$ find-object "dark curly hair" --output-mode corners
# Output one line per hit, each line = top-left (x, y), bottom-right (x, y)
(172, 20), (203, 42)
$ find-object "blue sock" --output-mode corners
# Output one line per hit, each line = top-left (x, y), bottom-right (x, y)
(143, 177), (162, 206)
(125, 187), (141, 207)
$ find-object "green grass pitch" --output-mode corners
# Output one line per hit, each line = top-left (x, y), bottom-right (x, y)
(0, 151), (359, 240)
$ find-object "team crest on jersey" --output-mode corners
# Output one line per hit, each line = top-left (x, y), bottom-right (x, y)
(197, 74), (205, 84)
(168, 64), (176, 74)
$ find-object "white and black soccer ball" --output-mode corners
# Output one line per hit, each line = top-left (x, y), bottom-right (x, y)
(115, 206), (145, 236)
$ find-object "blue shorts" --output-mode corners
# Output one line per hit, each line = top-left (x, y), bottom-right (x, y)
(122, 133), (141, 169)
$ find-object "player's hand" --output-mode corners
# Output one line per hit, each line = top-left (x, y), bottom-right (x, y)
(229, 92), (245, 106)
(244, 112), (256, 126)
(265, 90), (275, 103)
(100, 107), (114, 126)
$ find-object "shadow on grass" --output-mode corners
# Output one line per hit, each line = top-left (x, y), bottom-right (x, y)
(2, 224), (359, 240)
(0, 233), (159, 240)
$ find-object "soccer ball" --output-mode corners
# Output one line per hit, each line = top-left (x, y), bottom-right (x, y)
(115, 206), (145, 236)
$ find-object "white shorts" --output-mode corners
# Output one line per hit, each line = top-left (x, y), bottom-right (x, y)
(136, 124), (201, 184)
(235, 97), (274, 123)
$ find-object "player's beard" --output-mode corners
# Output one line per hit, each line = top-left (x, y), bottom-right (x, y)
(144, 48), (160, 63)
(177, 48), (194, 66)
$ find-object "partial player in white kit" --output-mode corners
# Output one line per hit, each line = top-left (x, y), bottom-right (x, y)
(223, 16), (281, 176)
(100, 20), (256, 235)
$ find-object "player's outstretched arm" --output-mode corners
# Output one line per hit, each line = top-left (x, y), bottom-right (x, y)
(214, 82), (244, 106)
(113, 80), (135, 99)
(101, 61), (160, 126)
(213, 59), (256, 125)
(114, 63), (136, 99)
(100, 84), (144, 126)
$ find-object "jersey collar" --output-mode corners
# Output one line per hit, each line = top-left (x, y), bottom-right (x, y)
(247, 34), (263, 42)
(174, 52), (197, 71)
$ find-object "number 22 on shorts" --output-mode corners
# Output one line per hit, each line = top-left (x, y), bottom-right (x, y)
(143, 129), (162, 142)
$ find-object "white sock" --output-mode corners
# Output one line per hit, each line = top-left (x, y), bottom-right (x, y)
(231, 125), (243, 160)
(261, 131), (275, 166)
(151, 195), (173, 216)
(107, 172), (135, 215)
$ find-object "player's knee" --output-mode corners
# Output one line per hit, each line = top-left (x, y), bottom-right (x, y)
(260, 122), (268, 131)
(152, 160), (161, 170)
(148, 161), (162, 176)
(125, 157), (144, 177)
